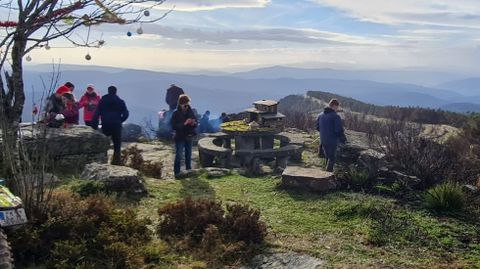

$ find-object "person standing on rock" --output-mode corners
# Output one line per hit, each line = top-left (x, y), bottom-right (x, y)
(171, 94), (197, 177)
(92, 86), (129, 165)
(316, 99), (346, 172)
(78, 84), (101, 128)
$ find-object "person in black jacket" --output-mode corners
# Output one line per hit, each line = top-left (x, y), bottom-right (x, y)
(92, 86), (129, 165)
(165, 84), (185, 111)
(171, 94), (197, 177)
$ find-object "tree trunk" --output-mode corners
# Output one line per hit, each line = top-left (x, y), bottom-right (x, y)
(0, 34), (27, 180)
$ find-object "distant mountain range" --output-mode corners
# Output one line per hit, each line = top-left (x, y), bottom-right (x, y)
(21, 64), (480, 124)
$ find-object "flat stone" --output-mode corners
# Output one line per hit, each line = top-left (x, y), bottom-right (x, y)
(281, 166), (336, 192)
(241, 252), (324, 269)
(80, 163), (146, 193)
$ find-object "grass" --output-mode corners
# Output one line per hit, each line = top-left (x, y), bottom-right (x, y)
(134, 174), (480, 269)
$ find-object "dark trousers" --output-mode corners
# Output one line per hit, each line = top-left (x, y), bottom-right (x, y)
(102, 124), (122, 165)
(174, 139), (192, 176)
(322, 144), (337, 172)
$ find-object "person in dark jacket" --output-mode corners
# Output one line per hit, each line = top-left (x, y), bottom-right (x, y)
(171, 94), (197, 177)
(165, 84), (185, 111)
(316, 99), (346, 172)
(198, 110), (211, 133)
(92, 86), (129, 165)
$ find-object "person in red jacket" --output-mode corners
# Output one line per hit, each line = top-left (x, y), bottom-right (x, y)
(78, 84), (101, 127)
(61, 92), (79, 125)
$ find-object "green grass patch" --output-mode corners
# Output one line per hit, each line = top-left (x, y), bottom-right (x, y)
(136, 174), (480, 268)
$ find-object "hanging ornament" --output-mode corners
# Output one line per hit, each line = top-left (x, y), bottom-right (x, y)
(136, 27), (143, 35)
(45, 44), (51, 50)
(85, 53), (91, 61)
(144, 10), (150, 17)
(127, 31), (132, 37)
(25, 55), (32, 62)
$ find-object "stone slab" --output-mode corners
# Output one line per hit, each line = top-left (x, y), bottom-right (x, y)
(80, 162), (146, 193)
(281, 166), (336, 192)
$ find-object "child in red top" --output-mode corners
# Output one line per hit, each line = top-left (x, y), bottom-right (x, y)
(61, 93), (79, 125)
(78, 84), (101, 127)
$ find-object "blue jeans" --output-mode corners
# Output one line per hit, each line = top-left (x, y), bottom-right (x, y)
(174, 139), (193, 176)
(322, 144), (337, 172)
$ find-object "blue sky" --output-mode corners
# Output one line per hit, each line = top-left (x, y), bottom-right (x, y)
(23, 0), (480, 73)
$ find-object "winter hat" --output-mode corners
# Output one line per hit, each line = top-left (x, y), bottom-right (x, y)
(178, 94), (190, 105)
(55, 85), (70, 95)
(328, 99), (340, 107)
(86, 84), (94, 91)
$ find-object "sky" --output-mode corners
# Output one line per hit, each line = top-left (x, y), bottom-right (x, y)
(14, 0), (480, 73)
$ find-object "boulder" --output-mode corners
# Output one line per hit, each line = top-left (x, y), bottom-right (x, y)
(122, 123), (144, 142)
(0, 125), (110, 173)
(241, 252), (324, 269)
(204, 167), (231, 178)
(281, 166), (336, 192)
(80, 163), (146, 193)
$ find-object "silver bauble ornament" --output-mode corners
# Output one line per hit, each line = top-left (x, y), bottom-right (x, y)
(137, 27), (143, 35)
(144, 10), (150, 16)
(26, 55), (32, 62)
(45, 44), (51, 50)
(85, 53), (91, 61)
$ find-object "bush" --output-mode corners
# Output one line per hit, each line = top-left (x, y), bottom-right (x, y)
(345, 166), (371, 190)
(157, 197), (267, 264)
(121, 145), (163, 178)
(425, 182), (466, 213)
(10, 190), (154, 268)
(70, 180), (107, 197)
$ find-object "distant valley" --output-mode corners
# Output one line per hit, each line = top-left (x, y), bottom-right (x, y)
(21, 64), (480, 124)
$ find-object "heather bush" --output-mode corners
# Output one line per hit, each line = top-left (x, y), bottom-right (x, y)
(121, 145), (163, 178)
(425, 182), (466, 213)
(157, 197), (267, 265)
(9, 190), (154, 268)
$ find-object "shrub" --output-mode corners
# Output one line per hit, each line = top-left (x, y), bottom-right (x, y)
(345, 166), (371, 190)
(10, 190), (154, 268)
(157, 197), (267, 265)
(70, 180), (107, 197)
(121, 145), (163, 178)
(425, 182), (466, 213)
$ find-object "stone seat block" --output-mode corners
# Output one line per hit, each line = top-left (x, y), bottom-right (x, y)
(281, 166), (337, 192)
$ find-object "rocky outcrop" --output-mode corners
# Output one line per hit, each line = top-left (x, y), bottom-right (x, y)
(80, 162), (145, 193)
(1, 124), (110, 173)
(281, 166), (337, 192)
(122, 123), (144, 142)
(242, 252), (324, 269)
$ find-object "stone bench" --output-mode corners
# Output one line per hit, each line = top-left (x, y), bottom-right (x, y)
(198, 137), (233, 168)
(235, 144), (303, 175)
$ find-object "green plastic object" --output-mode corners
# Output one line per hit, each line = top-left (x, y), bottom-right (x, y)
(0, 185), (22, 208)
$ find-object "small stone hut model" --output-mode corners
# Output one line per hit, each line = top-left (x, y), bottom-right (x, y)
(245, 100), (285, 128)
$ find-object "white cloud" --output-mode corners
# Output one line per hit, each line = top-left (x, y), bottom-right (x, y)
(157, 0), (270, 12)
(310, 0), (480, 27)
(119, 25), (388, 46)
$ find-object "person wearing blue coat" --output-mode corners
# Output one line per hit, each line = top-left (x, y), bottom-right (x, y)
(316, 99), (346, 172)
(92, 86), (129, 165)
